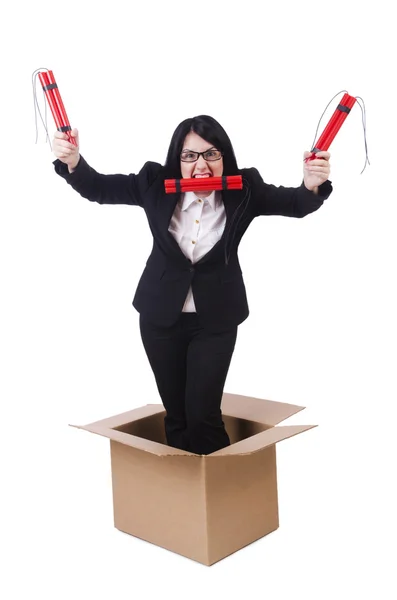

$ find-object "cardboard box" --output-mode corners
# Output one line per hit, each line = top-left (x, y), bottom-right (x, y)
(71, 392), (315, 566)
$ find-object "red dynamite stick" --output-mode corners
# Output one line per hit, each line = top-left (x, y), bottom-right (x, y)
(165, 182), (242, 192)
(38, 71), (77, 146)
(165, 176), (242, 191)
(38, 71), (63, 131)
(306, 93), (356, 162)
(312, 93), (350, 151)
(164, 175), (242, 188)
(164, 175), (243, 193)
(314, 94), (356, 151)
(164, 180), (242, 191)
(313, 93), (355, 149)
(319, 95), (356, 151)
(47, 71), (76, 146)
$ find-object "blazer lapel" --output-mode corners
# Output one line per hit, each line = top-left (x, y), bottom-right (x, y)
(223, 187), (246, 231)
(195, 187), (246, 265)
(158, 191), (188, 260)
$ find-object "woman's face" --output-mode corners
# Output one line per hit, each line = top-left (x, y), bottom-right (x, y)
(180, 131), (224, 186)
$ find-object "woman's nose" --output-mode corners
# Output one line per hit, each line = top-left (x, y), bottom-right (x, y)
(196, 155), (207, 168)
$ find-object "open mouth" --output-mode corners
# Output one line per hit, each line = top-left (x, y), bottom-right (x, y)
(193, 173), (211, 178)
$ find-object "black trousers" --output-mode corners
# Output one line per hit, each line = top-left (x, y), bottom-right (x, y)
(139, 312), (238, 455)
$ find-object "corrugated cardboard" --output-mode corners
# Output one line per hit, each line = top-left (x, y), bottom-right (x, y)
(71, 392), (316, 565)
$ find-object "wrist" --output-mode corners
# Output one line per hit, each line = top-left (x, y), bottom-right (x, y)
(68, 155), (80, 173)
(304, 182), (318, 194)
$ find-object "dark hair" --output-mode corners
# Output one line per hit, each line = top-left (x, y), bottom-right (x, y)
(164, 115), (239, 178)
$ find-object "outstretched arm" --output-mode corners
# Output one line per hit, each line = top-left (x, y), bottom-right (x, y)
(251, 151), (333, 218)
(52, 129), (161, 207)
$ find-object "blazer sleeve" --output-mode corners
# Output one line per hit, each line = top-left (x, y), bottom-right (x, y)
(248, 167), (333, 218)
(53, 155), (162, 208)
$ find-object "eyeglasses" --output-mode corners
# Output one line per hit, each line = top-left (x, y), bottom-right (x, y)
(180, 148), (223, 162)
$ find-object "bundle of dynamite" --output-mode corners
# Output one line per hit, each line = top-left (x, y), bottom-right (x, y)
(37, 70), (76, 147)
(164, 175), (243, 194)
(305, 92), (356, 161)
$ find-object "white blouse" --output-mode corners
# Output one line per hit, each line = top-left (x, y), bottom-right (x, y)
(168, 190), (226, 312)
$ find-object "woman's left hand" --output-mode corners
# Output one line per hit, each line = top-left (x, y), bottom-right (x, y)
(303, 150), (331, 192)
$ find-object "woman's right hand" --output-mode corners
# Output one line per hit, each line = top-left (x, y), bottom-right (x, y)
(53, 128), (80, 171)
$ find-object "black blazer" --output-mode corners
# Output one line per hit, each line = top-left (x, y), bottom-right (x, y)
(53, 157), (332, 332)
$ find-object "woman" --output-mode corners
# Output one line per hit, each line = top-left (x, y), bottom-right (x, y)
(52, 115), (332, 455)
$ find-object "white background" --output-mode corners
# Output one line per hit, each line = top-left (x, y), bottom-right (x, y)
(1, 1), (396, 598)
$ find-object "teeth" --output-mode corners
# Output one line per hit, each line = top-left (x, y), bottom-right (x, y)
(194, 174), (210, 178)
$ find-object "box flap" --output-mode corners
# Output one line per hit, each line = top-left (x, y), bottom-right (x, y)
(69, 403), (194, 457)
(209, 424), (317, 456)
(73, 403), (165, 429)
(221, 392), (305, 425)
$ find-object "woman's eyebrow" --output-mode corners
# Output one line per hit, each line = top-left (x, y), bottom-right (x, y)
(182, 146), (216, 152)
